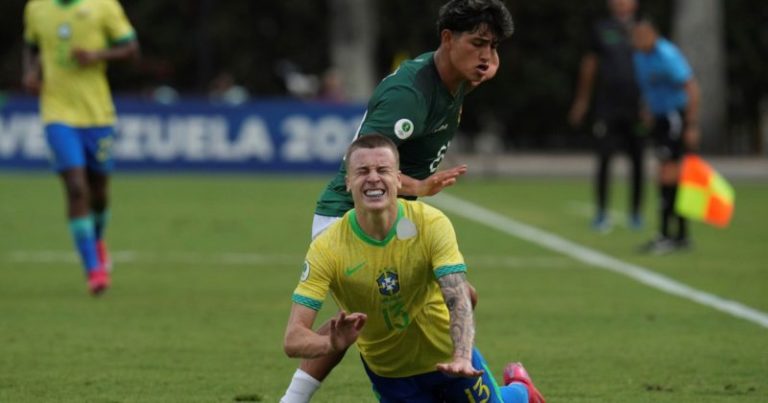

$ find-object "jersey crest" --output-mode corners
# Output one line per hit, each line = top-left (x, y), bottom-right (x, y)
(394, 119), (414, 139)
(377, 271), (400, 296)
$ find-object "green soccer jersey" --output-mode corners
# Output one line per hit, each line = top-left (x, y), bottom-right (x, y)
(315, 51), (467, 217)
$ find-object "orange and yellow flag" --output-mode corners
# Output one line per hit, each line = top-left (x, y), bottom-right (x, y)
(675, 154), (735, 228)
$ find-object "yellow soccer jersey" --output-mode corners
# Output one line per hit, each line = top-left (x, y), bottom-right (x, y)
(292, 200), (467, 378)
(24, 0), (136, 126)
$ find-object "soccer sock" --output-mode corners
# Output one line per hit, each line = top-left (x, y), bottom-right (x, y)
(500, 382), (529, 403)
(91, 209), (110, 240)
(660, 184), (676, 237)
(630, 151), (644, 217)
(677, 215), (689, 241)
(662, 184), (689, 240)
(596, 155), (609, 217)
(68, 216), (100, 274)
(280, 369), (320, 403)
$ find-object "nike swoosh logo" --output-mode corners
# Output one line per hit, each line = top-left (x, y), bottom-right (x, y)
(344, 261), (366, 276)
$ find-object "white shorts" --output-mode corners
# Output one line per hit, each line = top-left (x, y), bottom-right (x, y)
(311, 214), (342, 240)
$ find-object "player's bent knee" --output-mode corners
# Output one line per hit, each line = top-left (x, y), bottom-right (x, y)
(65, 183), (90, 205)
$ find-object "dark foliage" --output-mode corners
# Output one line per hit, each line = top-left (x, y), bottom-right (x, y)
(1, 0), (765, 151)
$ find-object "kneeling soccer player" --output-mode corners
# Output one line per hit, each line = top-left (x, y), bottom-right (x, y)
(283, 134), (545, 402)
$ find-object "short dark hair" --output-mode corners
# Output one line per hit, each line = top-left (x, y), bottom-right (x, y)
(437, 0), (514, 40)
(344, 134), (400, 170)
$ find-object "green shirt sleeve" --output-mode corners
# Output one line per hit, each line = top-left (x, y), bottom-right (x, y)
(359, 85), (427, 146)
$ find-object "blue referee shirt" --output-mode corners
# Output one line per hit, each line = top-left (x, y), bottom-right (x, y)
(633, 38), (692, 115)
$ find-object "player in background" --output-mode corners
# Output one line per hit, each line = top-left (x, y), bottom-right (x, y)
(22, 0), (140, 295)
(284, 134), (544, 402)
(568, 0), (646, 232)
(632, 18), (700, 254)
(281, 1), (515, 401)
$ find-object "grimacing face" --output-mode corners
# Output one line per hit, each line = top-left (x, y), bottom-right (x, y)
(345, 147), (402, 213)
(446, 25), (498, 84)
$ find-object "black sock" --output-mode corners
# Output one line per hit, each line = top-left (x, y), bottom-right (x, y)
(660, 184), (676, 238)
(666, 184), (688, 241)
(630, 153), (644, 217)
(677, 216), (688, 241)
(596, 155), (609, 217)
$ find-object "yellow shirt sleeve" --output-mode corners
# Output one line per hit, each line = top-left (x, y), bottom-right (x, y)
(23, 2), (38, 45)
(292, 240), (335, 311)
(426, 209), (467, 278)
(103, 0), (136, 44)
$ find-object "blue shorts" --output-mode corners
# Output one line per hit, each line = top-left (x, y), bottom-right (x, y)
(362, 348), (505, 403)
(45, 123), (115, 173)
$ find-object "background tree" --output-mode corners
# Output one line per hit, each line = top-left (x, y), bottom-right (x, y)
(673, 0), (727, 153)
(329, 0), (376, 101)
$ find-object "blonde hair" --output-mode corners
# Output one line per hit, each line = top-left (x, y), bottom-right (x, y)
(344, 134), (400, 170)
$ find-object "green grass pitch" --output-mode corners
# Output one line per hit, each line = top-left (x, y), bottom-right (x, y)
(0, 173), (766, 402)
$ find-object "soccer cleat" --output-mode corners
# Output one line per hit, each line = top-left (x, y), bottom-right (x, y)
(591, 214), (612, 234)
(87, 268), (111, 296)
(628, 213), (644, 231)
(675, 238), (693, 251)
(96, 240), (113, 272)
(503, 362), (545, 403)
(638, 236), (678, 255)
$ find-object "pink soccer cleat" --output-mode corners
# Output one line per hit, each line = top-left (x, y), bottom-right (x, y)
(87, 267), (111, 296)
(96, 240), (113, 272)
(503, 362), (545, 403)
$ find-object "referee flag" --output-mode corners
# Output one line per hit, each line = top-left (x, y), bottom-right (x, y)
(675, 154), (734, 228)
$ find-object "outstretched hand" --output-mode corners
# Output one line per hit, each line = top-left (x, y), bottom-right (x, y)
(436, 357), (484, 378)
(419, 164), (468, 196)
(329, 311), (367, 353)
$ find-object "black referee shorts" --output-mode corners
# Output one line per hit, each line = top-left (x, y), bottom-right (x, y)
(651, 109), (686, 162)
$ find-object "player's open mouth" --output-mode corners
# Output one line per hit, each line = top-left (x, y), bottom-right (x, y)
(363, 189), (385, 199)
(476, 64), (489, 73)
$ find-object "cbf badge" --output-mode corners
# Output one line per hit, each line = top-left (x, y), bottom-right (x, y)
(300, 261), (310, 282)
(57, 23), (72, 40)
(377, 271), (400, 296)
(394, 119), (414, 140)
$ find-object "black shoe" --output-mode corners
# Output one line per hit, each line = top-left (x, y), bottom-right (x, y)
(675, 238), (693, 251)
(638, 236), (677, 255)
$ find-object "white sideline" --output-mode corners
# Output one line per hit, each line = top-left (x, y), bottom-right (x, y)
(430, 193), (768, 330)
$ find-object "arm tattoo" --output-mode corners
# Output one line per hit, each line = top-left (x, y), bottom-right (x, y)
(438, 272), (474, 360)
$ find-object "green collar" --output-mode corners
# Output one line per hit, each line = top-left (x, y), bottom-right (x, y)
(55, 0), (84, 9)
(349, 201), (404, 247)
